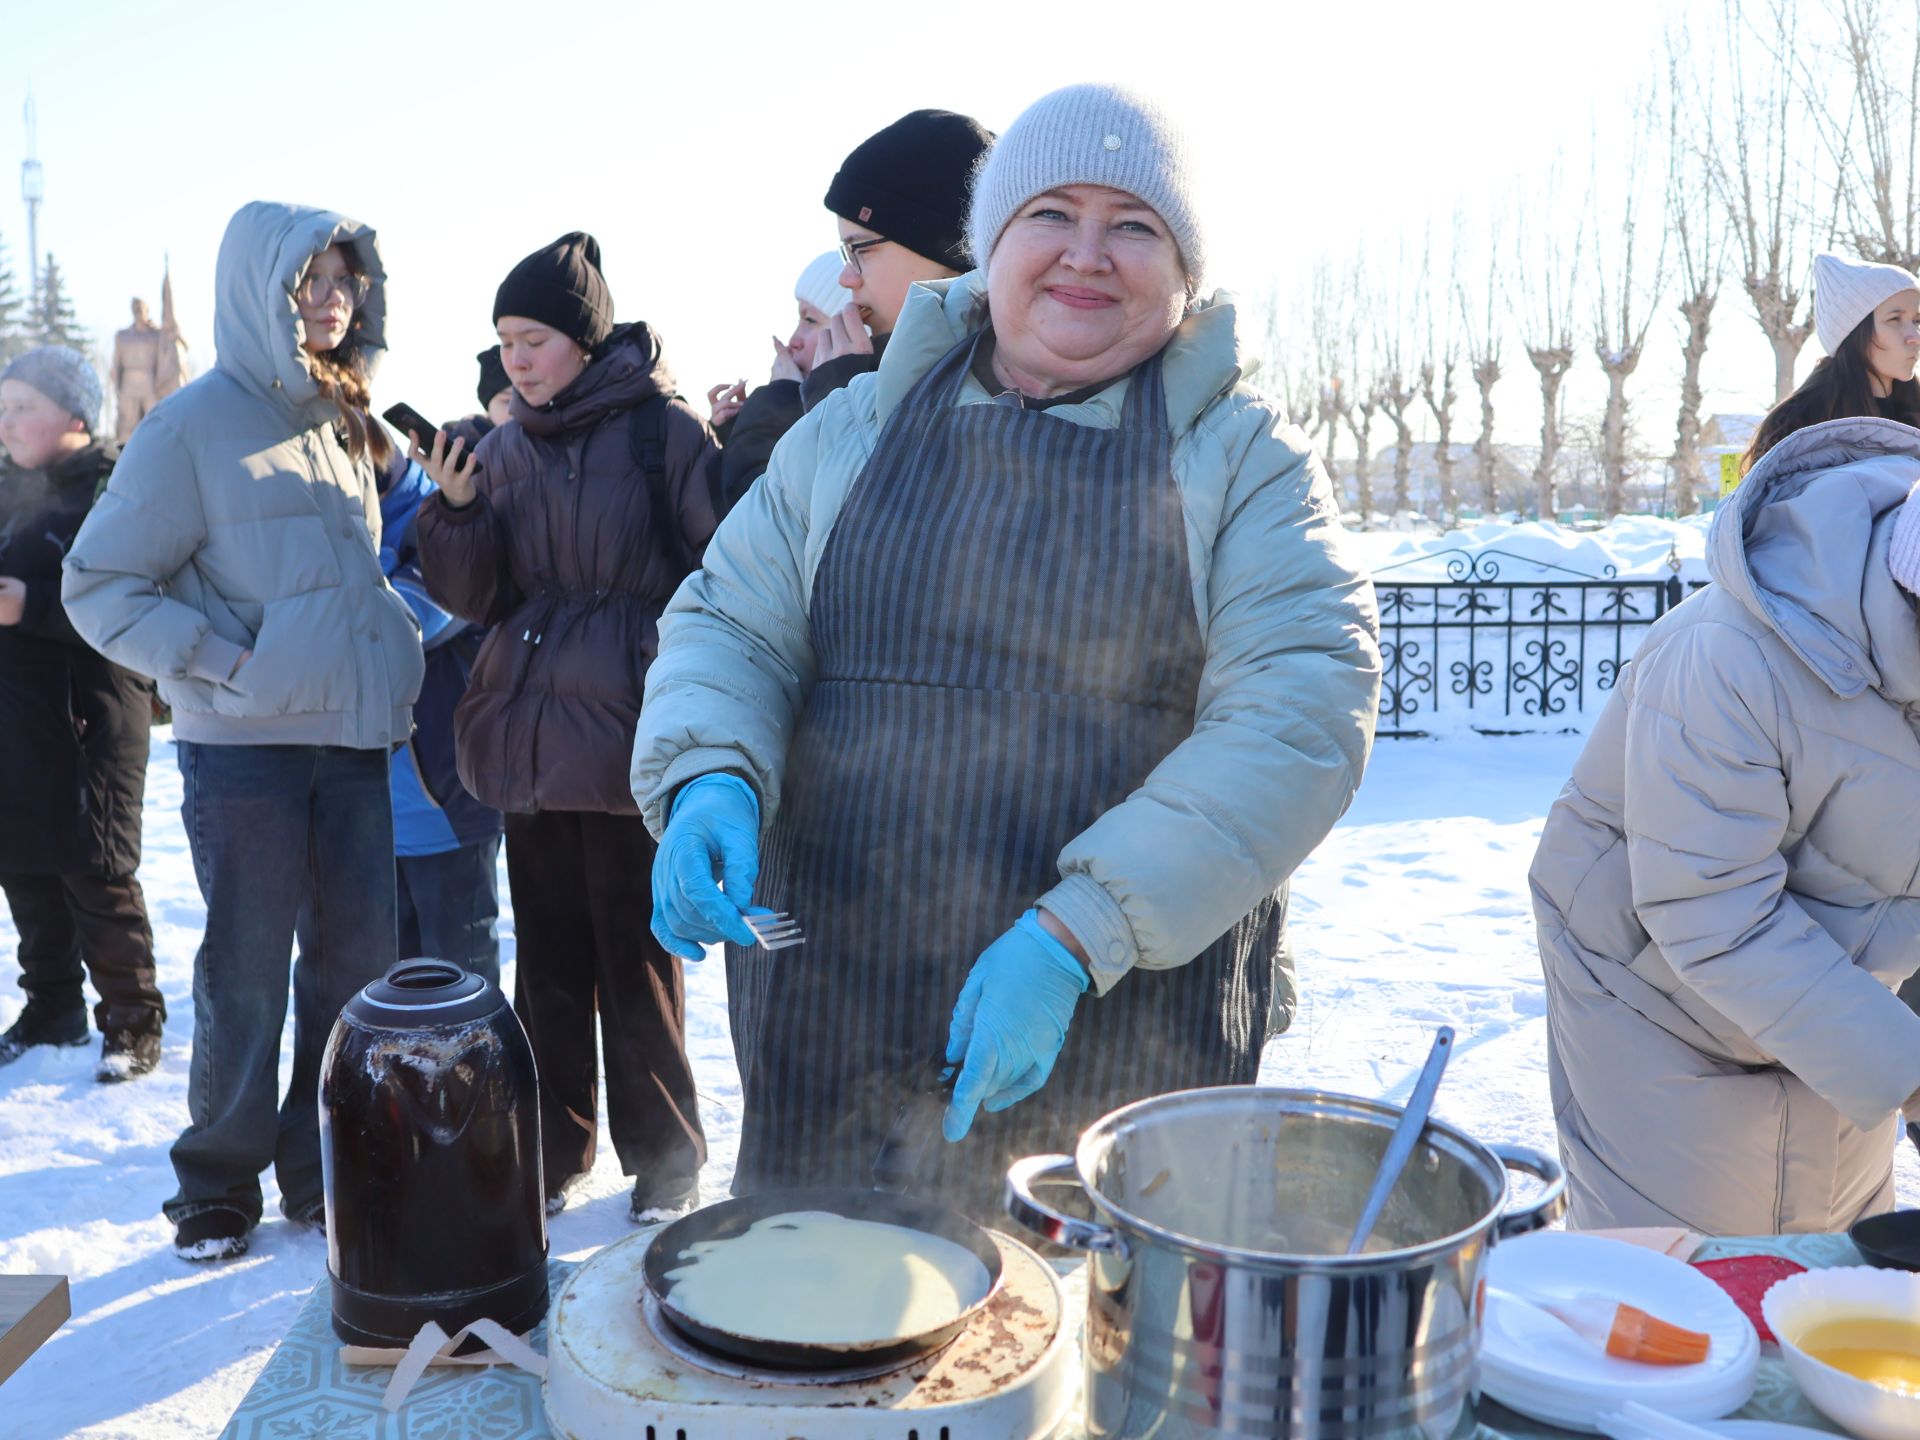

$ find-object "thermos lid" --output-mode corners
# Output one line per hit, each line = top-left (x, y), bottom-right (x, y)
(345, 958), (501, 1028)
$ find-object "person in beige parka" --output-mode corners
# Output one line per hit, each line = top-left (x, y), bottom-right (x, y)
(1532, 404), (1920, 1233)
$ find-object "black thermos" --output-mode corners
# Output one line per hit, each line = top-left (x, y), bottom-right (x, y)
(320, 959), (548, 1345)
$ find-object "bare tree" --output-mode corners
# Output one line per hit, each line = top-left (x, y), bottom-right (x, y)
(1459, 218), (1504, 516)
(1715, 0), (1816, 401)
(1416, 220), (1462, 524)
(1378, 364), (1420, 518)
(1421, 355), (1460, 525)
(1345, 368), (1381, 528)
(1310, 261), (1349, 480)
(1373, 248), (1421, 518)
(1828, 0), (1920, 268)
(1594, 97), (1669, 517)
(1260, 288), (1321, 432)
(1517, 166), (1584, 521)
(1667, 25), (1726, 517)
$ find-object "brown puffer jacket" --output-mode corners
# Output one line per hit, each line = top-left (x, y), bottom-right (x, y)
(417, 322), (720, 814)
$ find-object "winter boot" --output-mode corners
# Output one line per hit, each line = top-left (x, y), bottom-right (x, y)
(629, 1175), (700, 1227)
(172, 1207), (253, 1262)
(95, 1009), (163, 1083)
(0, 1002), (89, 1065)
(545, 1170), (587, 1218)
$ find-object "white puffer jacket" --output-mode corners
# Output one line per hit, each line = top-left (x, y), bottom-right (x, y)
(62, 201), (422, 749)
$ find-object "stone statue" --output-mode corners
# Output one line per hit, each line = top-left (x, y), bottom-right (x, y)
(111, 269), (190, 442)
(111, 298), (163, 442)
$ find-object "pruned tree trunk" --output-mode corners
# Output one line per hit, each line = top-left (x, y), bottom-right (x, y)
(1344, 394), (1378, 527)
(1748, 274), (1813, 400)
(1317, 380), (1343, 481)
(1472, 358), (1500, 513)
(1380, 373), (1418, 517)
(1422, 360), (1459, 523)
(1528, 345), (1574, 520)
(1670, 289), (1715, 516)
(1597, 346), (1642, 517)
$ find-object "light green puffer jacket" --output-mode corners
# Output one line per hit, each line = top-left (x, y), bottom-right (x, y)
(62, 201), (422, 749)
(632, 273), (1381, 992)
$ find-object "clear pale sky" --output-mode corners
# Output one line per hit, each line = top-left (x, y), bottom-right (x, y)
(5, 0), (1781, 442)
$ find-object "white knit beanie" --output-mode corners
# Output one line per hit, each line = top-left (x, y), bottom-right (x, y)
(966, 83), (1205, 292)
(793, 251), (848, 318)
(1813, 251), (1920, 354)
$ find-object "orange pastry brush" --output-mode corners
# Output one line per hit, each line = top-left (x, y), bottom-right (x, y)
(1492, 1289), (1712, 1365)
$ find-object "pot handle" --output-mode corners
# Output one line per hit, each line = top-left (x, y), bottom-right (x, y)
(1004, 1154), (1131, 1258)
(1490, 1142), (1568, 1239)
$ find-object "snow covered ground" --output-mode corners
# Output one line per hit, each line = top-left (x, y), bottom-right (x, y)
(2, 723), (1915, 1435)
(1340, 513), (1716, 585)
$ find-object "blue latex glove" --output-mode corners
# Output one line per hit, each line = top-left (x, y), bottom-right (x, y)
(943, 909), (1090, 1142)
(650, 774), (762, 959)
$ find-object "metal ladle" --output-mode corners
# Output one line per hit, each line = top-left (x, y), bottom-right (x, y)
(1346, 1025), (1456, 1255)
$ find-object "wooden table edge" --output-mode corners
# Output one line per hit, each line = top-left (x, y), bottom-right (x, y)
(0, 1275), (72, 1389)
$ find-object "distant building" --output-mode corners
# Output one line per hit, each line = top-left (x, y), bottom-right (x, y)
(1696, 413), (1764, 507)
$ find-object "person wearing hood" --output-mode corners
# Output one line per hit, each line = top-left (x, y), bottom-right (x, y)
(635, 87), (1378, 1215)
(413, 232), (720, 1225)
(1529, 258), (1920, 1235)
(0, 346), (167, 1083)
(62, 202), (426, 1261)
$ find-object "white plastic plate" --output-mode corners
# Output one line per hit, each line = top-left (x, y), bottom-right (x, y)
(1480, 1232), (1760, 1433)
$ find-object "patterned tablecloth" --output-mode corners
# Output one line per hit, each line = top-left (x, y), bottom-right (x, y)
(223, 1233), (1865, 1439)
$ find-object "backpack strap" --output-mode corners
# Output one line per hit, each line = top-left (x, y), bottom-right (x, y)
(628, 393), (689, 574)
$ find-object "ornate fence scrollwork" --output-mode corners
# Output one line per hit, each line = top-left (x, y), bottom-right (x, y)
(1370, 547), (1701, 737)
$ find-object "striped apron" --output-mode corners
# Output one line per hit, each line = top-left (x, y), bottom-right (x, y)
(727, 333), (1277, 1216)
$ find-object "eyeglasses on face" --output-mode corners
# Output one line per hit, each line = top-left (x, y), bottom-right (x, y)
(838, 236), (890, 274)
(295, 271), (370, 306)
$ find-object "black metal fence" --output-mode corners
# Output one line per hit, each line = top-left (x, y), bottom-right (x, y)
(1370, 549), (1707, 738)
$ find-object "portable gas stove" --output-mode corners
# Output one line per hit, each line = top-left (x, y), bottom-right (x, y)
(544, 1226), (1080, 1439)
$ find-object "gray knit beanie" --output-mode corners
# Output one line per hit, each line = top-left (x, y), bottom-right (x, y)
(967, 83), (1205, 293)
(1, 345), (104, 435)
(1813, 251), (1920, 355)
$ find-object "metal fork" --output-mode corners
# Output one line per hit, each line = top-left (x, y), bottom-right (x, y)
(743, 910), (806, 951)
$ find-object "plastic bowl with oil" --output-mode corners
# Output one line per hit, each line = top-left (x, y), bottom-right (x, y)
(1761, 1266), (1920, 1440)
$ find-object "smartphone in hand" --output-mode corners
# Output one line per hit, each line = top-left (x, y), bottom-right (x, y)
(381, 402), (441, 452)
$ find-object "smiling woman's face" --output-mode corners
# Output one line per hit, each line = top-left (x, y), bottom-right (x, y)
(984, 184), (1188, 397)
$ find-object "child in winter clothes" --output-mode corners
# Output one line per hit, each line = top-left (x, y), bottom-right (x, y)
(374, 445), (503, 979)
(0, 346), (167, 1082)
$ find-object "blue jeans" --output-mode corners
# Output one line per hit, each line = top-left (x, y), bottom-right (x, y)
(395, 834), (501, 987)
(169, 742), (396, 1228)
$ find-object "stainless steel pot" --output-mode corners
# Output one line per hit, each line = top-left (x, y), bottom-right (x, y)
(1005, 1087), (1566, 1440)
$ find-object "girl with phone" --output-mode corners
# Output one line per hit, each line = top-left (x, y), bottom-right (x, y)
(414, 233), (721, 1225)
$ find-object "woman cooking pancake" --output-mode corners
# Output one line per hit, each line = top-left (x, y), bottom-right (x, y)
(634, 84), (1381, 1212)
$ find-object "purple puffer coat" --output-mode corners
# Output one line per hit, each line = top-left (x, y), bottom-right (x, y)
(417, 322), (720, 814)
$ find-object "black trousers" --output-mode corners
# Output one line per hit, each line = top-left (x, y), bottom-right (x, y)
(504, 810), (704, 1201)
(0, 870), (166, 1027)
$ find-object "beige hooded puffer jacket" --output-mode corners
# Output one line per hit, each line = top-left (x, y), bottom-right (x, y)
(1531, 417), (1920, 1235)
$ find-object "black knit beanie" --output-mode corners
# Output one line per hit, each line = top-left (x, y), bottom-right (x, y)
(824, 110), (995, 269)
(475, 345), (510, 408)
(492, 232), (614, 350)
